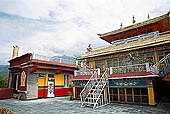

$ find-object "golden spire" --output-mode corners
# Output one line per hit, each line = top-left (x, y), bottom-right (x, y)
(120, 22), (122, 29)
(132, 15), (136, 24)
(147, 13), (150, 19)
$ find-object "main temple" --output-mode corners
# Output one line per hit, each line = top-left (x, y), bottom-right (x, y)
(72, 11), (170, 108)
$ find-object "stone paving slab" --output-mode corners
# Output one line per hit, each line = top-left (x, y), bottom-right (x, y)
(0, 97), (169, 114)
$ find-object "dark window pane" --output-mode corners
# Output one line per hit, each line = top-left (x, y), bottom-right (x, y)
(113, 58), (118, 62)
(127, 96), (133, 102)
(110, 95), (113, 101)
(113, 88), (118, 94)
(134, 96), (141, 103)
(113, 95), (118, 101)
(119, 61), (123, 66)
(120, 95), (125, 101)
(142, 96), (148, 103)
(119, 88), (125, 94)
(127, 88), (132, 95)
(119, 57), (123, 61)
(134, 88), (140, 95)
(113, 62), (118, 67)
(141, 88), (148, 95)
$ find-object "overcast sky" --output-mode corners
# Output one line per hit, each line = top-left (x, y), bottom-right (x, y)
(0, 0), (170, 64)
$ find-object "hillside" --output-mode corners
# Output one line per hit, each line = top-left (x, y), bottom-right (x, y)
(0, 65), (9, 77)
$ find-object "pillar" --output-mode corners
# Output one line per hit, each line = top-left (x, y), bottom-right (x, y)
(148, 87), (156, 105)
(73, 86), (76, 99)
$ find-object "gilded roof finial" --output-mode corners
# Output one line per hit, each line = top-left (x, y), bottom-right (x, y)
(147, 13), (150, 19)
(132, 15), (136, 24)
(120, 22), (122, 29)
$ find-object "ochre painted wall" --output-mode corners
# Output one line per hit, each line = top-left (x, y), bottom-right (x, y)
(69, 75), (73, 86)
(89, 61), (95, 69)
(54, 74), (64, 86)
(38, 74), (48, 86)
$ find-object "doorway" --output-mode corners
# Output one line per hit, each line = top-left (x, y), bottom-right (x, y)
(13, 73), (20, 93)
(48, 74), (55, 97)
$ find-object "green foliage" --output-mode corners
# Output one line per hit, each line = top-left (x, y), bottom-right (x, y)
(0, 65), (8, 77)
(0, 77), (8, 88)
(0, 108), (13, 114)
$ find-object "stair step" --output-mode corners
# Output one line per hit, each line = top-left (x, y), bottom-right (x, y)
(87, 97), (98, 99)
(84, 101), (96, 105)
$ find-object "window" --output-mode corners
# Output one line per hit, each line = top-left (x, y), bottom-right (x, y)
(39, 74), (46, 78)
(95, 60), (105, 72)
(127, 88), (133, 103)
(134, 88), (148, 104)
(110, 88), (118, 102)
(64, 74), (69, 87)
(107, 59), (112, 68)
(119, 88), (125, 102)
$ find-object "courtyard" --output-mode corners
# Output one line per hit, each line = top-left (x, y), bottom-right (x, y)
(0, 97), (169, 114)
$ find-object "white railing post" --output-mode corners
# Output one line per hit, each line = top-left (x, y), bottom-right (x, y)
(145, 63), (150, 72)
(59, 58), (62, 63)
(76, 60), (78, 65)
(97, 68), (100, 75)
(109, 67), (112, 75)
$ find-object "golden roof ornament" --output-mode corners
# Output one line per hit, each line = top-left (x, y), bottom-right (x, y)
(87, 44), (92, 52)
(148, 14), (150, 19)
(132, 15), (136, 24)
(120, 22), (123, 29)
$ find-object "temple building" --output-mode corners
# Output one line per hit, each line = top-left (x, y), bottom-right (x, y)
(72, 11), (170, 108)
(8, 48), (77, 100)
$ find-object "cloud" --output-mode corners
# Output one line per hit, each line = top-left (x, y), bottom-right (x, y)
(0, 0), (170, 64)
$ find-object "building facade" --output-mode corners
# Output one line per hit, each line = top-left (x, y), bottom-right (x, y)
(8, 53), (77, 100)
(72, 11), (170, 108)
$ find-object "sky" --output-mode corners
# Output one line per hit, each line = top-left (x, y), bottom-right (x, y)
(0, 0), (170, 64)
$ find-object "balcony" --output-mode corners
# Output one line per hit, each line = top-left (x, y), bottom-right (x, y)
(32, 53), (76, 65)
(111, 31), (159, 45)
(109, 63), (150, 74)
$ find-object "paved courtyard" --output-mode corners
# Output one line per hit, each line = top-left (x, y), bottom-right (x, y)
(0, 97), (169, 114)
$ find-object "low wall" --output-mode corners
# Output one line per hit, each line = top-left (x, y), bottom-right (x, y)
(0, 88), (13, 99)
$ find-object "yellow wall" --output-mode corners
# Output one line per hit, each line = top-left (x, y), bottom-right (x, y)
(148, 87), (156, 105)
(89, 61), (95, 69)
(38, 74), (48, 86)
(73, 86), (76, 99)
(69, 75), (73, 86)
(54, 74), (64, 86)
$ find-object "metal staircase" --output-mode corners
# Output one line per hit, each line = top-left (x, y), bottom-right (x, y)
(150, 52), (170, 77)
(74, 63), (94, 76)
(80, 68), (110, 109)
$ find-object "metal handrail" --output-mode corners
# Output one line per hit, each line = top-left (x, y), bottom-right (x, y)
(92, 68), (110, 108)
(80, 69), (98, 105)
(111, 31), (159, 45)
(150, 52), (170, 74)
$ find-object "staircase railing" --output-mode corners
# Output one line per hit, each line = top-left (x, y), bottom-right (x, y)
(80, 69), (98, 106)
(74, 63), (94, 76)
(92, 68), (110, 108)
(150, 53), (170, 74)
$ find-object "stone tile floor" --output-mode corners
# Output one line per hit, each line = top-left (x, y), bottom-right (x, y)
(0, 97), (169, 114)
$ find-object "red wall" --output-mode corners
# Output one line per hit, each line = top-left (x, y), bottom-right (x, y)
(9, 53), (32, 67)
(38, 87), (48, 98)
(0, 88), (13, 99)
(38, 88), (72, 98)
(55, 88), (72, 96)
